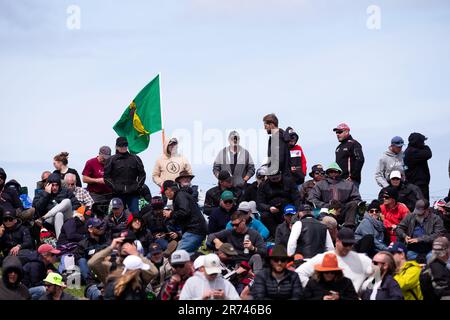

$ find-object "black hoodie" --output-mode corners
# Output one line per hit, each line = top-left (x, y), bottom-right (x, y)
(0, 256), (30, 300)
(404, 132), (432, 186)
(0, 220), (33, 256)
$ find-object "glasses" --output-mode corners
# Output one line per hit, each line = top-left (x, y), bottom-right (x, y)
(172, 264), (186, 269)
(372, 261), (385, 266)
(272, 258), (289, 263)
(3, 217), (14, 222)
(335, 130), (344, 134)
(369, 209), (380, 213)
(223, 200), (234, 205)
(231, 221), (243, 228)
(341, 243), (353, 247)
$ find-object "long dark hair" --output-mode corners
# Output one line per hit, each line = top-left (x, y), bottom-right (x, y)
(312, 270), (344, 282)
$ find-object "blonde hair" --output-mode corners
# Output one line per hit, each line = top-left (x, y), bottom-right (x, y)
(107, 269), (143, 298)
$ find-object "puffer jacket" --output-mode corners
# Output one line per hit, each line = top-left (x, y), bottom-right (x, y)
(308, 177), (361, 208)
(0, 221), (33, 256)
(152, 139), (192, 187)
(404, 133), (432, 186)
(0, 256), (30, 300)
(250, 268), (304, 300)
(377, 182), (424, 212)
(375, 149), (405, 188)
(32, 173), (81, 217)
(104, 151), (146, 195)
(355, 213), (388, 252)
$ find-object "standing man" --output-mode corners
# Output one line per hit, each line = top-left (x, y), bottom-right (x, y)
(82, 146), (113, 203)
(213, 131), (255, 189)
(263, 113), (291, 177)
(286, 126), (307, 187)
(375, 136), (405, 188)
(104, 137), (146, 215)
(333, 123), (365, 187)
(404, 132), (432, 201)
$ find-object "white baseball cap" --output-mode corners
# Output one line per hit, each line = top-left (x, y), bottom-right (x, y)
(389, 170), (402, 180)
(171, 250), (190, 265)
(204, 253), (222, 275)
(193, 255), (205, 270)
(122, 255), (150, 275)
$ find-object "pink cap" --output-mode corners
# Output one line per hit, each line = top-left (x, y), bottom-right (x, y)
(333, 123), (350, 132)
(38, 244), (61, 255)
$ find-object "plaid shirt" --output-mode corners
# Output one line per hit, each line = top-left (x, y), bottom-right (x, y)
(74, 187), (94, 208)
(160, 272), (193, 300)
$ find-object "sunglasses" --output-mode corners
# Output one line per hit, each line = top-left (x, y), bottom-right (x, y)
(372, 261), (385, 266)
(369, 209), (380, 213)
(390, 178), (401, 181)
(341, 242), (353, 247)
(272, 258), (289, 263)
(3, 217), (15, 222)
(223, 200), (234, 205)
(335, 130), (344, 134)
(231, 221), (243, 228)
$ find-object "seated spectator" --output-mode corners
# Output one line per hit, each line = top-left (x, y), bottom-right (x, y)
(207, 211), (266, 274)
(33, 173), (81, 239)
(52, 152), (82, 187)
(389, 242), (423, 300)
(104, 198), (131, 240)
(434, 199), (450, 239)
(127, 215), (153, 255)
(396, 200), (445, 262)
(275, 205), (297, 248)
(354, 200), (389, 257)
(321, 216), (338, 245)
(380, 186), (410, 243)
(361, 251), (404, 300)
(146, 243), (172, 298)
(0, 256), (31, 300)
(23, 244), (60, 300)
(419, 237), (450, 300)
(299, 164), (325, 205)
(0, 209), (33, 258)
(308, 163), (362, 229)
(39, 272), (77, 300)
(64, 173), (94, 209)
(35, 171), (51, 198)
(103, 255), (151, 300)
(303, 252), (358, 300)
(377, 170), (424, 212)
(243, 166), (267, 203)
(160, 250), (194, 300)
(296, 228), (373, 293)
(208, 191), (236, 234)
(56, 210), (87, 247)
(287, 204), (334, 258)
(251, 245), (304, 300)
(0, 173), (35, 223)
(225, 201), (269, 240)
(179, 253), (240, 300)
(203, 170), (243, 216)
(256, 170), (300, 238)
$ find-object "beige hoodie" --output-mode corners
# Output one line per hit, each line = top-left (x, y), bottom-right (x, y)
(152, 138), (192, 187)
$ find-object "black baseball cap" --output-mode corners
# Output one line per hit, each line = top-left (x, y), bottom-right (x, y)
(337, 228), (356, 245)
(116, 137), (128, 147)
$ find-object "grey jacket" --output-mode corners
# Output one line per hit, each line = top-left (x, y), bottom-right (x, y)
(355, 213), (388, 252)
(375, 149), (404, 188)
(308, 178), (362, 208)
(213, 146), (255, 187)
(396, 212), (445, 244)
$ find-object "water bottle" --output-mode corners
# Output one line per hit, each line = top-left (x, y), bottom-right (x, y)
(243, 234), (250, 254)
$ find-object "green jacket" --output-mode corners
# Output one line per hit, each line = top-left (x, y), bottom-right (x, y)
(394, 260), (423, 300)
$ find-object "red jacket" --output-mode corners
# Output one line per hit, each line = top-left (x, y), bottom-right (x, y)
(381, 202), (410, 243)
(289, 144), (307, 184)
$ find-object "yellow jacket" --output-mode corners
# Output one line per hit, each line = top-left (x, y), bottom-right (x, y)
(394, 260), (423, 300)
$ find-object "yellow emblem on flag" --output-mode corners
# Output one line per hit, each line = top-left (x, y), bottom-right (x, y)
(129, 101), (149, 136)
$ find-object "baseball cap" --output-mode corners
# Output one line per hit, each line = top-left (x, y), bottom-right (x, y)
(110, 197), (123, 209)
(87, 217), (105, 229)
(219, 243), (238, 256)
(283, 204), (297, 215)
(151, 196), (165, 210)
(193, 255), (205, 270)
(412, 199), (427, 215)
(218, 170), (232, 181)
(382, 186), (399, 201)
(171, 250), (190, 265)
(2, 209), (16, 219)
(388, 242), (408, 254)
(122, 255), (150, 275)
(248, 201), (258, 214)
(43, 272), (66, 287)
(337, 228), (356, 245)
(238, 201), (251, 213)
(391, 136), (405, 147)
(221, 190), (234, 201)
(432, 237), (449, 251)
(38, 244), (61, 255)
(148, 243), (163, 256)
(204, 253), (222, 275)
(389, 170), (402, 180)
(333, 123), (350, 132)
(99, 146), (111, 159)
(121, 231), (137, 244)
(116, 137), (128, 147)
(298, 204), (312, 212)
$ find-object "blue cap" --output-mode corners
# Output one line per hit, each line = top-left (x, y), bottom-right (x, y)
(284, 205), (297, 215)
(388, 242), (407, 254)
(111, 197), (123, 209)
(391, 136), (404, 147)
(87, 218), (105, 229)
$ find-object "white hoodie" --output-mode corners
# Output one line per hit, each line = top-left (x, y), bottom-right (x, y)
(179, 271), (241, 300)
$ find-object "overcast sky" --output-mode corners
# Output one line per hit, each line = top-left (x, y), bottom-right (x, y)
(1, 0), (449, 201)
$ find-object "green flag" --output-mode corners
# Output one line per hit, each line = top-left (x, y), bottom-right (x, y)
(113, 74), (162, 154)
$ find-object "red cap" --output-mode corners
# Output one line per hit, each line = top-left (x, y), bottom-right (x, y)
(38, 244), (61, 255)
(333, 123), (350, 132)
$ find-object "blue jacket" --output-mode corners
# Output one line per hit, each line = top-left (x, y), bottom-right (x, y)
(208, 206), (233, 234)
(355, 213), (388, 252)
(226, 217), (270, 240)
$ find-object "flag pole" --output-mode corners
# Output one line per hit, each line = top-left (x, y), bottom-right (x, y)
(158, 72), (166, 153)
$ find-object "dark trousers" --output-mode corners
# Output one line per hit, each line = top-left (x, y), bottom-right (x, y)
(354, 235), (376, 258)
(261, 211), (283, 239)
(336, 201), (358, 229)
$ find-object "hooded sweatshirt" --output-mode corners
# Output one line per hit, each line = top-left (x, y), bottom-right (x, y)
(179, 271), (240, 300)
(0, 256), (31, 300)
(152, 138), (192, 187)
(404, 133), (432, 186)
(374, 149), (405, 188)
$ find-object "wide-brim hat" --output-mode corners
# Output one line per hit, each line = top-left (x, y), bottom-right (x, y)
(175, 171), (195, 182)
(314, 253), (343, 272)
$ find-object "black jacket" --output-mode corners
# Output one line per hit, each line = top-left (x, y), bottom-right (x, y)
(203, 185), (242, 216)
(22, 251), (57, 288)
(377, 181), (424, 212)
(32, 173), (81, 217)
(208, 206), (234, 234)
(335, 135), (365, 184)
(267, 128), (291, 177)
(57, 217), (88, 246)
(420, 258), (450, 301)
(104, 151), (146, 195)
(172, 189), (207, 236)
(303, 276), (359, 300)
(0, 256), (30, 300)
(361, 274), (404, 300)
(1, 180), (24, 210)
(256, 178), (299, 213)
(104, 210), (131, 240)
(404, 133), (432, 186)
(275, 222), (291, 248)
(243, 181), (259, 202)
(0, 221), (33, 256)
(251, 268), (303, 300)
